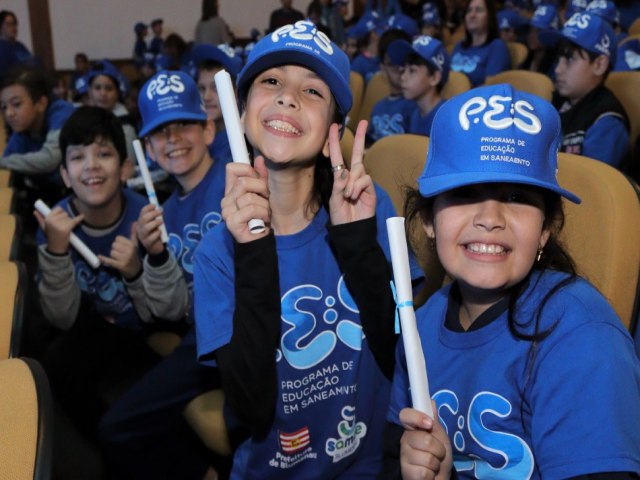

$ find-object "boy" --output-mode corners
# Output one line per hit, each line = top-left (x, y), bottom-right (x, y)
(191, 42), (242, 163)
(367, 28), (418, 145)
(99, 70), (230, 480)
(553, 12), (630, 167)
(388, 35), (450, 136)
(34, 106), (163, 441)
(149, 18), (164, 57)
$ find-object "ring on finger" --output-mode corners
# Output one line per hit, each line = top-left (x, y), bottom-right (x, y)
(331, 164), (346, 173)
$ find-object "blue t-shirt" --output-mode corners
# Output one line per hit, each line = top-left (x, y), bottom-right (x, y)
(388, 270), (640, 479)
(582, 115), (630, 167)
(207, 129), (232, 166)
(194, 185), (423, 479)
(37, 188), (148, 330)
(407, 99), (446, 137)
(351, 54), (380, 84)
(162, 157), (230, 290)
(450, 39), (511, 87)
(368, 96), (417, 143)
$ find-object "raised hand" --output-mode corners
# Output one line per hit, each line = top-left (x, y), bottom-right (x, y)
(99, 223), (143, 280)
(399, 404), (453, 480)
(136, 203), (166, 255)
(34, 206), (85, 255)
(328, 120), (376, 226)
(221, 155), (271, 243)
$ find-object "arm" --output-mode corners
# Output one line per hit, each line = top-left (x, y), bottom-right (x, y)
(0, 128), (62, 174)
(328, 217), (396, 378)
(141, 249), (189, 321)
(37, 245), (81, 330)
(215, 232), (281, 438)
(582, 114), (630, 168)
(123, 272), (152, 323)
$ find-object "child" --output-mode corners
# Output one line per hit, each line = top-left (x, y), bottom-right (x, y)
(524, 4), (561, 77)
(34, 106), (162, 442)
(450, 0), (511, 86)
(133, 21), (149, 67)
(384, 84), (640, 479)
(367, 28), (418, 145)
(99, 70), (231, 480)
(87, 59), (137, 163)
(553, 12), (630, 167)
(191, 42), (242, 163)
(149, 18), (164, 57)
(497, 8), (527, 43)
(193, 19), (423, 479)
(348, 11), (384, 84)
(420, 2), (444, 40)
(387, 35), (449, 136)
(1, 68), (75, 202)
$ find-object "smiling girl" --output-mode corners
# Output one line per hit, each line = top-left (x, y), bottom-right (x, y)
(384, 84), (640, 479)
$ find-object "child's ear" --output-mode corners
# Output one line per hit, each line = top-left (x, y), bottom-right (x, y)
(204, 118), (216, 146)
(144, 138), (157, 163)
(422, 221), (435, 240)
(592, 55), (610, 76)
(34, 95), (48, 115)
(539, 227), (551, 250)
(59, 163), (72, 189)
(120, 158), (134, 183)
(430, 70), (442, 88)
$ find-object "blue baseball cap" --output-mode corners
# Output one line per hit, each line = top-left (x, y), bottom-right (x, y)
(87, 59), (129, 97)
(387, 35), (450, 85)
(561, 12), (617, 63)
(191, 43), (243, 78)
(134, 22), (148, 34)
(586, 0), (620, 26)
(346, 11), (382, 40)
(418, 84), (580, 203)
(565, 0), (589, 18)
(237, 20), (352, 123)
(138, 70), (207, 137)
(497, 9), (528, 30)
(615, 39), (640, 71)
(384, 14), (419, 37)
(530, 5), (562, 47)
(421, 3), (441, 27)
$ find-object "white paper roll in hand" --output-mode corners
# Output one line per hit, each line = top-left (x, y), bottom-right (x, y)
(132, 139), (169, 243)
(386, 217), (433, 418)
(34, 199), (101, 269)
(214, 69), (266, 234)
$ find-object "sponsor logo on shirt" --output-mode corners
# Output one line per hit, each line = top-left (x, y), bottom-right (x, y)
(325, 405), (367, 463)
(279, 427), (311, 454)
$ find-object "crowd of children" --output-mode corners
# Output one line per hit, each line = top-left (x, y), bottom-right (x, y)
(1, 1), (640, 479)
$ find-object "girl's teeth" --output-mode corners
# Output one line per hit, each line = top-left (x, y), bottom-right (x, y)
(267, 120), (300, 134)
(468, 243), (505, 254)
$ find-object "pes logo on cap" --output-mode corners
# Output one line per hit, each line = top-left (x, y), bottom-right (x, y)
(271, 20), (334, 56)
(458, 95), (542, 134)
(146, 73), (185, 100)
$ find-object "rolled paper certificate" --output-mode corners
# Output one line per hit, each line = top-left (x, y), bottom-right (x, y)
(34, 199), (101, 269)
(386, 217), (433, 418)
(132, 139), (169, 243)
(214, 69), (266, 234)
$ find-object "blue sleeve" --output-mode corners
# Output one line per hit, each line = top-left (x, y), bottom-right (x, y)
(530, 300), (640, 477)
(486, 40), (511, 77)
(193, 226), (236, 362)
(582, 115), (630, 167)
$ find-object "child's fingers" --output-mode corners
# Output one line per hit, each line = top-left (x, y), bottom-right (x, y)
(130, 222), (139, 245)
(97, 254), (118, 269)
(327, 123), (350, 194)
(400, 407), (433, 431)
(350, 119), (368, 166)
(224, 162), (258, 195)
(33, 210), (46, 230)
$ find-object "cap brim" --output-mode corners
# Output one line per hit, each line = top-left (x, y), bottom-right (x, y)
(139, 111), (208, 138)
(418, 171), (581, 203)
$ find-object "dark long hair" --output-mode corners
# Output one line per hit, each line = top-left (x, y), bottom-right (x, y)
(461, 0), (500, 48)
(405, 184), (578, 431)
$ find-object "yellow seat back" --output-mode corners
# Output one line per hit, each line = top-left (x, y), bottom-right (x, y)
(355, 71), (391, 126)
(604, 71), (640, 158)
(484, 70), (555, 101)
(442, 71), (471, 100)
(506, 41), (529, 69)
(557, 153), (640, 329)
(347, 71), (365, 132)
(0, 261), (24, 359)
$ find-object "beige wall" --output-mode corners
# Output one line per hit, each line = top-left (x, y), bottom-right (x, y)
(6, 0), (330, 70)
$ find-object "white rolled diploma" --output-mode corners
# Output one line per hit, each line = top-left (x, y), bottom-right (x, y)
(132, 139), (169, 243)
(34, 199), (101, 269)
(213, 69), (266, 234)
(386, 217), (433, 418)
